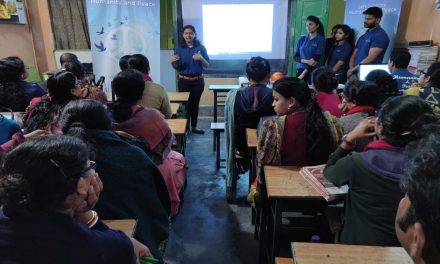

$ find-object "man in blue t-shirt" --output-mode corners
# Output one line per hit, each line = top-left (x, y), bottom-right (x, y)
(388, 50), (419, 91)
(348, 6), (390, 77)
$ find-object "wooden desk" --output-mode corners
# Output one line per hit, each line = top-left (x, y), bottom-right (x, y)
(275, 257), (293, 264)
(103, 219), (137, 237)
(171, 103), (179, 117)
(167, 118), (188, 155)
(211, 122), (225, 169)
(246, 128), (257, 148)
(260, 166), (324, 264)
(168, 92), (190, 130)
(265, 166), (321, 199)
(168, 92), (190, 103)
(291, 242), (413, 264)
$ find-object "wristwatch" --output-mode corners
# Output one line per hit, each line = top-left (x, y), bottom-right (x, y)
(342, 134), (356, 146)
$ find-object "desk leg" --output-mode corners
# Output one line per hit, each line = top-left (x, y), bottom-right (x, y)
(216, 131), (220, 169)
(270, 200), (282, 264)
(184, 102), (189, 133)
(259, 200), (268, 264)
(250, 148), (256, 224)
(249, 149), (256, 190)
(178, 135), (185, 156)
(213, 91), (217, 152)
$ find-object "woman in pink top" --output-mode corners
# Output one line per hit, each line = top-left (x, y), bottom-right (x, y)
(110, 69), (187, 217)
(312, 67), (343, 117)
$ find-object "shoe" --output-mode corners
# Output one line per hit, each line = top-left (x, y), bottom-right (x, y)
(191, 127), (205, 134)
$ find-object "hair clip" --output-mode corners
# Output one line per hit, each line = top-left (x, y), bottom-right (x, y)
(401, 131), (411, 136)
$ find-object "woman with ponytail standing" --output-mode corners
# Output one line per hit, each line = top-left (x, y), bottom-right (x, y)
(294, 16), (326, 83)
(247, 77), (342, 205)
(170, 25), (209, 134)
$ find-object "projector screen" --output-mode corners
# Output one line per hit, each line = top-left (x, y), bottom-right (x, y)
(178, 0), (290, 75)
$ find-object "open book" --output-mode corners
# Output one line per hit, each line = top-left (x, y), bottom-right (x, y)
(299, 165), (348, 201)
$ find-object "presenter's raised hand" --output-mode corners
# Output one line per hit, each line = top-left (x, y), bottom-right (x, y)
(192, 51), (203, 61)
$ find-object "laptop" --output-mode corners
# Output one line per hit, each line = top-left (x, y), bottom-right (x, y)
(358, 64), (390, 80)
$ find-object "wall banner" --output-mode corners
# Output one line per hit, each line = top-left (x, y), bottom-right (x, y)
(86, 0), (160, 91)
(344, 0), (403, 63)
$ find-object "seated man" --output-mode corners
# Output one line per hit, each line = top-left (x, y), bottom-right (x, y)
(59, 52), (78, 66)
(396, 133), (440, 264)
(127, 54), (172, 119)
(388, 50), (418, 91)
(419, 62), (440, 112)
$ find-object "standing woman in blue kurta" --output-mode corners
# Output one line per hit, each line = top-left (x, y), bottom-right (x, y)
(325, 24), (354, 84)
(294, 16), (325, 83)
(170, 25), (210, 134)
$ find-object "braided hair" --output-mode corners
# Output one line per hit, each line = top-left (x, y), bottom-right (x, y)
(273, 77), (335, 164)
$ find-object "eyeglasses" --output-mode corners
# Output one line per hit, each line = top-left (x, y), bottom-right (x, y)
(50, 159), (96, 179)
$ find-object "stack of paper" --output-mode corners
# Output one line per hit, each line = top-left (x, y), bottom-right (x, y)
(408, 45), (438, 73)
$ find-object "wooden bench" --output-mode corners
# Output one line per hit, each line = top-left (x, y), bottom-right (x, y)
(211, 122), (225, 169)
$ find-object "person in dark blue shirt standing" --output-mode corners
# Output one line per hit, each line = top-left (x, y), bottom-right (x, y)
(388, 50), (419, 91)
(325, 24), (354, 84)
(171, 25), (210, 134)
(348, 6), (390, 77)
(294, 16), (325, 83)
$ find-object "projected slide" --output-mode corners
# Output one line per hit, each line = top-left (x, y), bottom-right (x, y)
(202, 4), (273, 57)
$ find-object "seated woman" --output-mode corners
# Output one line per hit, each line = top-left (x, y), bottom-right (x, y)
(127, 54), (172, 119)
(62, 60), (108, 105)
(59, 99), (170, 261)
(0, 136), (151, 263)
(0, 56), (47, 111)
(23, 70), (80, 134)
(248, 77), (342, 204)
(312, 67), (343, 117)
(225, 56), (275, 199)
(325, 24), (354, 84)
(109, 69), (187, 217)
(339, 80), (380, 150)
(365, 69), (399, 106)
(324, 95), (438, 246)
(417, 62), (440, 112)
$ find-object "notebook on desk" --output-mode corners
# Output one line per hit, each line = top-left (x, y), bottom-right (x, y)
(299, 165), (348, 201)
